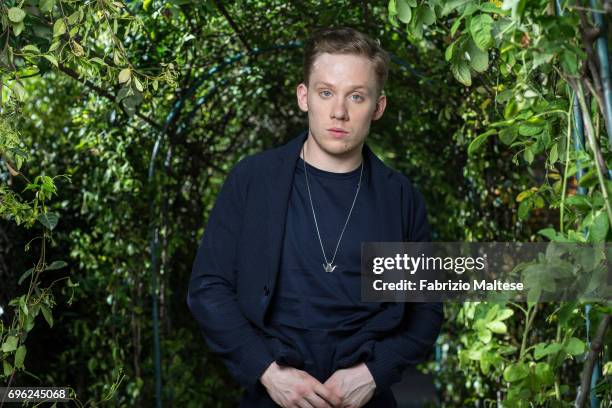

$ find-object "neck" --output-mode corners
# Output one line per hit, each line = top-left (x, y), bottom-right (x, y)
(301, 134), (363, 173)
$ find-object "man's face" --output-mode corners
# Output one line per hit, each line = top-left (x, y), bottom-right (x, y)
(296, 53), (386, 159)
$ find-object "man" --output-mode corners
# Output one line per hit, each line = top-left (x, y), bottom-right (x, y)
(187, 26), (443, 408)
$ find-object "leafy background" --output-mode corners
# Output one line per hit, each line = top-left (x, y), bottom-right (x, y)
(1, 0), (611, 406)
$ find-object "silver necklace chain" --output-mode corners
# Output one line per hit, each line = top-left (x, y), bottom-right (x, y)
(301, 143), (364, 273)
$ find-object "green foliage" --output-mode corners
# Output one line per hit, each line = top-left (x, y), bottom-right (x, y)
(1, 0), (611, 406)
(392, 0), (611, 405)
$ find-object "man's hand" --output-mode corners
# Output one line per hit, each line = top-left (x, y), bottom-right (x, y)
(260, 361), (343, 408)
(323, 363), (376, 408)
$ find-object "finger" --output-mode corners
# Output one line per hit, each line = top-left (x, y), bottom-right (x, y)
(296, 398), (316, 408)
(313, 382), (342, 407)
(304, 391), (333, 408)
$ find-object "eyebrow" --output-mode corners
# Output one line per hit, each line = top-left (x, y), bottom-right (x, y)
(313, 81), (370, 92)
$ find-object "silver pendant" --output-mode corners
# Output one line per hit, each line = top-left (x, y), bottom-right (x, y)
(323, 263), (337, 273)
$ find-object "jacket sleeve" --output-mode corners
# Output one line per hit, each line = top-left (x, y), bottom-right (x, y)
(364, 183), (444, 391)
(187, 159), (275, 389)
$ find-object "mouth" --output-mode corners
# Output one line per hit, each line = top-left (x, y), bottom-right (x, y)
(327, 128), (349, 138)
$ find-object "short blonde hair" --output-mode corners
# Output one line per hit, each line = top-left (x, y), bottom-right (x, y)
(303, 26), (390, 96)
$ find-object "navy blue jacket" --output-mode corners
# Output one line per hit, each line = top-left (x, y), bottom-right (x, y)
(187, 132), (443, 392)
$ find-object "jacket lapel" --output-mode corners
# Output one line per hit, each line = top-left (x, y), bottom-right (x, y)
(263, 132), (307, 300)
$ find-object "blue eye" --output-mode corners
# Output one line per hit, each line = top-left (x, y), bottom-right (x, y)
(351, 94), (364, 101)
(320, 90), (332, 97)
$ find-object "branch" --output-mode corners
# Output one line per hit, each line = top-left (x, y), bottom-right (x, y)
(57, 63), (163, 131)
(575, 314), (611, 408)
(212, 0), (252, 52)
(576, 3), (606, 111)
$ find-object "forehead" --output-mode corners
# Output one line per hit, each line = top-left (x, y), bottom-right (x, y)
(310, 53), (377, 90)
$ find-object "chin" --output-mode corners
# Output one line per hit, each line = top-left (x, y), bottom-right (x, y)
(322, 140), (358, 155)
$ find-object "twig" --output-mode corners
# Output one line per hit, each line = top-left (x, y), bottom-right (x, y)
(212, 0), (252, 52)
(519, 304), (538, 359)
(574, 79), (612, 222)
(576, 3), (606, 111)
(575, 314), (611, 407)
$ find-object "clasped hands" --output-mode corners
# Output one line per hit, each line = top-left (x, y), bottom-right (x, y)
(260, 361), (376, 408)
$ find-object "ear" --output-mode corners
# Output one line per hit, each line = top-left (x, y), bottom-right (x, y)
(296, 83), (308, 112)
(371, 94), (387, 121)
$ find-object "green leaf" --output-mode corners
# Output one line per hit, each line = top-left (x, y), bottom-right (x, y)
(557, 301), (578, 325)
(445, 41), (456, 62)
(397, 0), (412, 23)
(499, 127), (518, 145)
(53, 19), (66, 37)
(538, 228), (560, 241)
(67, 11), (81, 25)
(18, 268), (34, 285)
(518, 199), (532, 220)
(22, 45), (41, 54)
(503, 100), (518, 120)
(486, 321), (507, 334)
(497, 308), (514, 321)
(565, 337), (586, 355)
(523, 146), (534, 164)
(14, 345), (26, 369)
(441, 0), (471, 16)
(48, 41), (61, 52)
(388, 0), (397, 16)
(40, 0), (56, 12)
(43, 54), (59, 68)
(419, 6), (436, 25)
(41, 305), (53, 328)
(134, 76), (144, 92)
(19, 296), (28, 316)
(534, 342), (562, 360)
(468, 129), (496, 155)
(46, 261), (67, 271)
(560, 50), (579, 75)
(467, 38), (489, 72)
(579, 168), (598, 188)
(8, 7), (26, 23)
(503, 362), (529, 382)
(2, 336), (18, 353)
(119, 68), (132, 84)
(469, 14), (493, 51)
(478, 328), (492, 343)
(548, 143), (558, 165)
(516, 188), (535, 202)
(518, 123), (544, 136)
(466, 349), (482, 360)
(479, 3), (503, 13)
(11, 81), (25, 101)
(451, 60), (472, 86)
(12, 22), (25, 37)
(450, 17), (463, 36)
(590, 211), (609, 242)
(37, 212), (59, 230)
(90, 57), (106, 65)
(3, 360), (12, 376)
(535, 362), (554, 385)
(480, 355), (492, 374)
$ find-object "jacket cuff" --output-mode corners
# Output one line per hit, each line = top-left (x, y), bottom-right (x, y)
(238, 340), (276, 389)
(364, 345), (403, 394)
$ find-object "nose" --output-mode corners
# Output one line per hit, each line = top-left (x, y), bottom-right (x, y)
(331, 97), (348, 120)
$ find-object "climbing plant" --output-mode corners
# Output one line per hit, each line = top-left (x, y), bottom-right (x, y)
(389, 0), (611, 405)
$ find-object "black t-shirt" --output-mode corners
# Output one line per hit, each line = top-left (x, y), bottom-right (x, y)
(263, 154), (385, 380)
